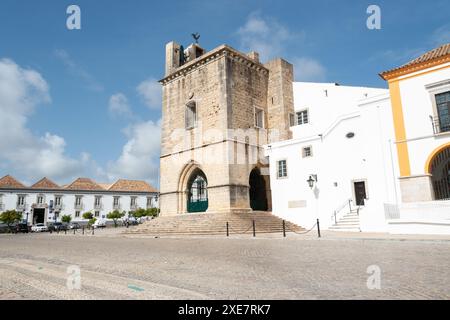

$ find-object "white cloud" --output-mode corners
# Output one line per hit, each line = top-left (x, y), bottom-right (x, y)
(236, 12), (326, 82)
(137, 78), (161, 110)
(292, 57), (327, 82)
(108, 93), (132, 118)
(0, 58), (94, 182)
(431, 23), (450, 46)
(54, 49), (104, 92)
(236, 12), (295, 61)
(107, 119), (161, 186)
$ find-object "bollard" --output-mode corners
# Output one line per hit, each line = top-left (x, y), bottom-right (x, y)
(92, 227), (95, 235)
(82, 226), (84, 235)
(317, 218), (321, 238)
(282, 220), (286, 238)
(252, 220), (256, 237)
(65, 229), (67, 235)
(226, 222), (229, 237)
(73, 228), (76, 235)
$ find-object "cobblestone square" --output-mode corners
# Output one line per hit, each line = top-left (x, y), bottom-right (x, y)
(0, 233), (449, 299)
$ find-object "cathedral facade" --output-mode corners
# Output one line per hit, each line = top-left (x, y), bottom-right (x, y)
(158, 41), (294, 216)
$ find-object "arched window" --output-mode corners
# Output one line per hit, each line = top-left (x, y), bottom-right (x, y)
(185, 101), (197, 129)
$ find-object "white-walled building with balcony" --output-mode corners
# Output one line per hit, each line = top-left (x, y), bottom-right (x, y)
(0, 175), (159, 225)
(265, 43), (450, 235)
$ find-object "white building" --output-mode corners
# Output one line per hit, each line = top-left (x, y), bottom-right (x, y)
(0, 175), (158, 225)
(265, 43), (450, 235)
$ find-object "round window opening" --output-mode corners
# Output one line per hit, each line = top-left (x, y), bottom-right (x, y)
(346, 132), (355, 139)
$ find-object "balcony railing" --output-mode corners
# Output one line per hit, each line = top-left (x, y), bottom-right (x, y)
(74, 203), (84, 210)
(130, 204), (139, 211)
(94, 203), (103, 210)
(431, 116), (450, 134)
(16, 203), (26, 211)
(113, 204), (121, 210)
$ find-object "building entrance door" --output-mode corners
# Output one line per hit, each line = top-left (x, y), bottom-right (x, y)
(33, 208), (45, 224)
(354, 181), (367, 206)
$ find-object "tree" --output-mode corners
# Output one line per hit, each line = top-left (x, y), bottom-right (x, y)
(88, 218), (97, 226)
(0, 210), (22, 231)
(107, 210), (124, 228)
(133, 208), (146, 219)
(82, 212), (93, 220)
(61, 215), (72, 223)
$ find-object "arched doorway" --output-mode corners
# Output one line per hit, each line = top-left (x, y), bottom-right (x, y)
(187, 169), (208, 213)
(429, 146), (450, 200)
(249, 168), (268, 211)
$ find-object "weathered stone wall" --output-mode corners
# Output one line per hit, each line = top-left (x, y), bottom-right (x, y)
(159, 44), (292, 216)
(265, 58), (295, 142)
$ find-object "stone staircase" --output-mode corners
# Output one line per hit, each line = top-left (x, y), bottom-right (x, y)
(123, 211), (305, 236)
(328, 210), (361, 232)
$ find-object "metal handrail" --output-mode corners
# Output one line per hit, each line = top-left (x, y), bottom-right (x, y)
(332, 199), (352, 225)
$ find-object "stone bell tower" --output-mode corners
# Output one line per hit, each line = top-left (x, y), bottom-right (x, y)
(158, 40), (294, 216)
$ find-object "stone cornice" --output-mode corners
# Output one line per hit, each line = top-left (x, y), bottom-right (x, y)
(159, 45), (269, 85)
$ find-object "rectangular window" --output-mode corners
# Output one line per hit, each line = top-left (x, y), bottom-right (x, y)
(436, 91), (450, 132)
(37, 195), (44, 204)
(95, 211), (100, 217)
(185, 102), (197, 129)
(75, 196), (82, 206)
(277, 160), (287, 178)
(147, 197), (153, 207)
(302, 146), (313, 158)
(55, 196), (62, 206)
(94, 196), (101, 207)
(296, 110), (309, 125)
(17, 195), (25, 206)
(254, 107), (264, 128)
(75, 211), (80, 218)
(130, 197), (137, 206)
(113, 196), (120, 206)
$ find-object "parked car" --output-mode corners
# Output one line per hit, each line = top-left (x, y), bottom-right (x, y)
(69, 222), (81, 230)
(15, 223), (29, 233)
(92, 219), (106, 229)
(48, 222), (68, 232)
(31, 223), (48, 232)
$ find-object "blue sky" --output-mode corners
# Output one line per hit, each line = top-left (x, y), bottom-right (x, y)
(0, 0), (449, 187)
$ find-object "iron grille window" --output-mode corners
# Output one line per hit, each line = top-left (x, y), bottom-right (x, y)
(436, 91), (450, 133)
(277, 160), (287, 178)
(296, 110), (309, 125)
(303, 146), (313, 158)
(190, 176), (207, 202)
(75, 211), (80, 218)
(95, 211), (100, 217)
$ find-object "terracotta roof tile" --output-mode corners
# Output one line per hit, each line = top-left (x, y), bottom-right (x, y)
(31, 177), (60, 190)
(0, 175), (26, 189)
(64, 178), (105, 191)
(380, 43), (450, 79)
(108, 179), (157, 193)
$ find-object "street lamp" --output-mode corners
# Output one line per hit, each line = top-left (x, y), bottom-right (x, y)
(307, 174), (318, 189)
